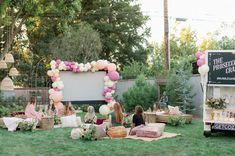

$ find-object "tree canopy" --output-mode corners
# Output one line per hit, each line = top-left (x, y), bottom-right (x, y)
(79, 0), (150, 65)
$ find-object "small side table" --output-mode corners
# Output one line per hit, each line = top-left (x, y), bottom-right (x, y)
(144, 112), (157, 123)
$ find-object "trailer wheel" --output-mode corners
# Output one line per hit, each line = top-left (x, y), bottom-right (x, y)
(204, 131), (211, 137)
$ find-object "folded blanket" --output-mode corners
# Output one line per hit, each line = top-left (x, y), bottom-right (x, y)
(3, 117), (23, 131)
(3, 117), (38, 132)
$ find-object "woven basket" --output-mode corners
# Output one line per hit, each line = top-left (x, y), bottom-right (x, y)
(107, 126), (127, 138)
(40, 117), (54, 130)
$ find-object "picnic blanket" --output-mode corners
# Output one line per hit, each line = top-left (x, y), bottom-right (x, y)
(125, 128), (180, 142)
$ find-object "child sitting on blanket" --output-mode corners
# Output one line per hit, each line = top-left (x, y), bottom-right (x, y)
(25, 97), (43, 120)
(84, 106), (97, 123)
(64, 102), (76, 116)
(110, 102), (124, 126)
(131, 105), (145, 129)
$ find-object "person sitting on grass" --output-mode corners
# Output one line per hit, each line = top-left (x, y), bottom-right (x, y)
(84, 106), (97, 123)
(25, 97), (43, 120)
(64, 102), (76, 116)
(110, 102), (123, 126)
(131, 105), (145, 129)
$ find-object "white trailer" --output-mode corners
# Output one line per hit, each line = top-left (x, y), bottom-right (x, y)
(203, 50), (235, 137)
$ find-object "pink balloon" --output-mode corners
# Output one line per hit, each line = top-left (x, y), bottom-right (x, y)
(107, 63), (116, 72)
(56, 59), (61, 64)
(197, 59), (205, 67)
(105, 97), (113, 103)
(96, 60), (106, 70)
(54, 87), (60, 91)
(108, 71), (119, 81)
(51, 91), (63, 103)
(76, 68), (80, 73)
(102, 88), (112, 96)
(195, 51), (203, 59)
(72, 67), (77, 72)
(109, 85), (116, 90)
(51, 76), (57, 82)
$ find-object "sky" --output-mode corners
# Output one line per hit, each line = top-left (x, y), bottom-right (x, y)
(138, 0), (235, 43)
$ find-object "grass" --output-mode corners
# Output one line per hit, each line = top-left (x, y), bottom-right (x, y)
(1, 117), (235, 156)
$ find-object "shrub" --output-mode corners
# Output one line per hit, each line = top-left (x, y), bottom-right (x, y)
(120, 61), (152, 79)
(168, 115), (186, 126)
(166, 69), (195, 114)
(122, 74), (158, 112)
(0, 93), (26, 117)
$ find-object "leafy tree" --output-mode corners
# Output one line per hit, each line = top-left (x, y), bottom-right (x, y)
(79, 0), (150, 65)
(0, 0), (81, 87)
(122, 74), (158, 112)
(166, 69), (195, 114)
(49, 22), (102, 62)
(199, 33), (217, 51)
(120, 61), (151, 79)
(216, 36), (235, 50)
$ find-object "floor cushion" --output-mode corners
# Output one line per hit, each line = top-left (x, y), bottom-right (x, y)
(107, 126), (127, 138)
(135, 123), (166, 138)
(129, 124), (145, 135)
(136, 126), (161, 138)
(94, 123), (107, 138)
(61, 115), (78, 128)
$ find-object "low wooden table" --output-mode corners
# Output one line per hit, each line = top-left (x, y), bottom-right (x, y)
(156, 114), (193, 124)
(141, 112), (193, 124)
(144, 112), (157, 123)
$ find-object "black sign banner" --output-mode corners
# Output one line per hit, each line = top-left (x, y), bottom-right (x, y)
(208, 51), (235, 85)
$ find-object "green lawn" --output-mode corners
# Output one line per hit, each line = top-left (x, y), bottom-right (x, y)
(0, 118), (235, 156)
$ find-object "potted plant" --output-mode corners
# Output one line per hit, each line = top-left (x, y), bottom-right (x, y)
(206, 97), (229, 120)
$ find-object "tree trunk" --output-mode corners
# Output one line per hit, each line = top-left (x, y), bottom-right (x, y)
(163, 0), (170, 70)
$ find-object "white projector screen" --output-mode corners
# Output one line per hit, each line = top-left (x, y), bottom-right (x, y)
(60, 71), (106, 102)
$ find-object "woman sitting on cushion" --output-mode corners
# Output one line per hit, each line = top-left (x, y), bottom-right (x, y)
(131, 105), (145, 129)
(25, 97), (43, 120)
(64, 102), (76, 116)
(84, 106), (97, 123)
(110, 103), (123, 126)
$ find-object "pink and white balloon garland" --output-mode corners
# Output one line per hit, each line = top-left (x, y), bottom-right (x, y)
(195, 51), (210, 76)
(47, 59), (119, 113)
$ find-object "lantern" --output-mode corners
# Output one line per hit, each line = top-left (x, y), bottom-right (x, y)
(9, 67), (19, 76)
(4, 53), (14, 63)
(0, 76), (14, 91)
(0, 60), (7, 69)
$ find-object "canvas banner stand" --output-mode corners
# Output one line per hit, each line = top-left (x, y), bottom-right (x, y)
(203, 50), (235, 137)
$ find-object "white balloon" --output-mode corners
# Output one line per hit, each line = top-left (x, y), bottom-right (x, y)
(54, 73), (59, 77)
(58, 65), (64, 70)
(105, 92), (112, 98)
(107, 81), (114, 87)
(51, 64), (56, 70)
(80, 67), (84, 72)
(199, 65), (209, 75)
(54, 69), (60, 74)
(48, 89), (54, 94)
(99, 105), (110, 115)
(50, 60), (56, 66)
(111, 90), (115, 94)
(104, 76), (110, 81)
(47, 70), (53, 76)
(91, 68), (96, 73)
(52, 82), (58, 88)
